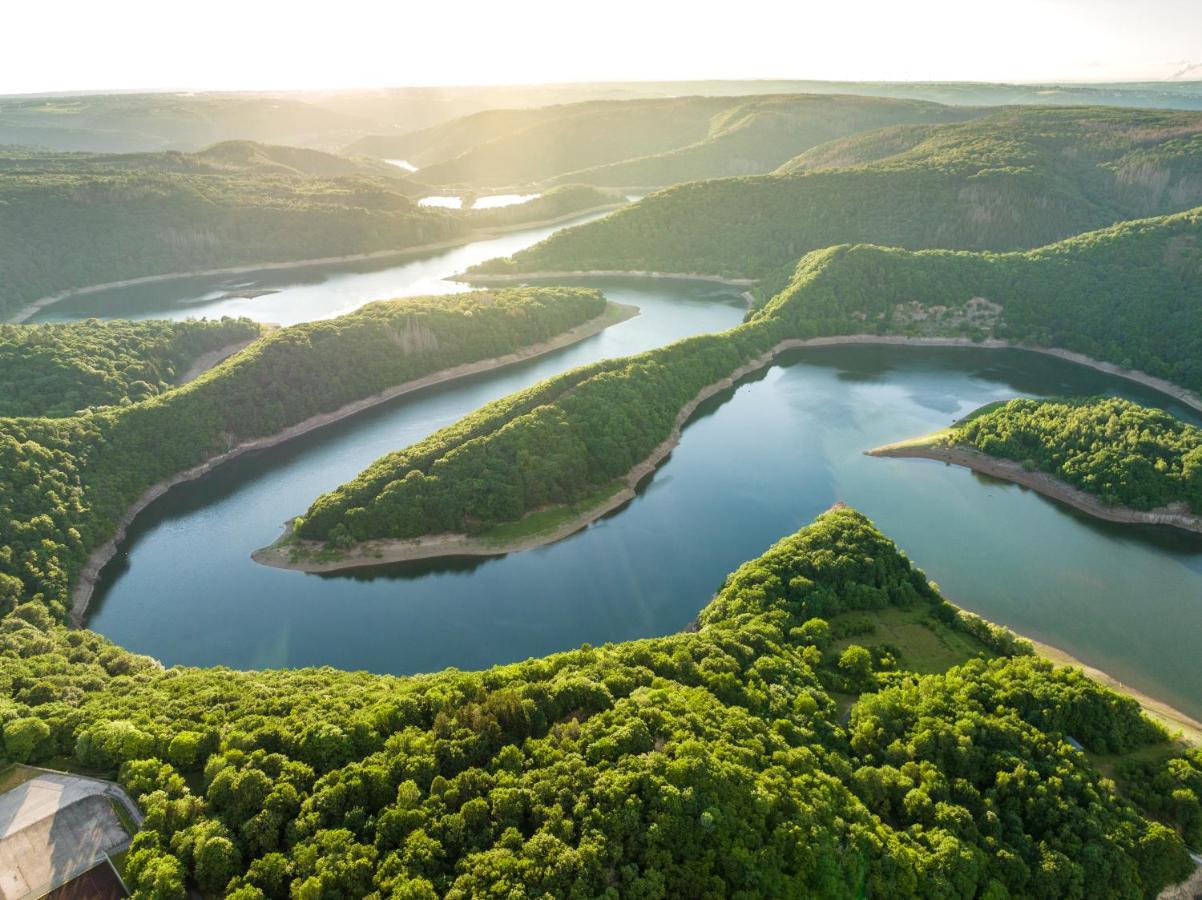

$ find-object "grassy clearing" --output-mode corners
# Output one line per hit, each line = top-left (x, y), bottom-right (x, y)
(477, 481), (626, 545)
(828, 605), (995, 675)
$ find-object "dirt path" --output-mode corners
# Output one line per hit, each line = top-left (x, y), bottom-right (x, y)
(176, 336), (261, 385)
(867, 443), (1202, 535)
(68, 301), (638, 624)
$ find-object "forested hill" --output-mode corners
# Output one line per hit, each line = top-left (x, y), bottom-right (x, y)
(2, 508), (1199, 897)
(929, 397), (1202, 513)
(758, 207), (1202, 392)
(347, 94), (981, 189)
(472, 106), (1202, 291)
(0, 142), (417, 181)
(0, 317), (260, 417)
(0, 287), (607, 618)
(0, 164), (465, 319)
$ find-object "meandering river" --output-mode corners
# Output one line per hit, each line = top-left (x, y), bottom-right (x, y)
(39, 219), (1202, 722)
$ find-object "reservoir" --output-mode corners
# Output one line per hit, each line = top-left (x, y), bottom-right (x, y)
(37, 213), (1202, 722)
(85, 329), (1202, 720)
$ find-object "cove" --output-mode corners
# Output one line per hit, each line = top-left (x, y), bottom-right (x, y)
(86, 331), (1202, 722)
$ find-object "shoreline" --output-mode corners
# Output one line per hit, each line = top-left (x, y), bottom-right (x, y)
(261, 332), (1202, 574)
(458, 269), (757, 289)
(1025, 634), (1202, 746)
(866, 443), (1202, 535)
(67, 301), (639, 624)
(7, 202), (627, 325)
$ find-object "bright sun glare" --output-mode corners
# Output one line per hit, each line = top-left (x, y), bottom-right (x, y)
(6, 0), (1202, 93)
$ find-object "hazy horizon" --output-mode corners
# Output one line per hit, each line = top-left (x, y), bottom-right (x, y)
(7, 0), (1202, 95)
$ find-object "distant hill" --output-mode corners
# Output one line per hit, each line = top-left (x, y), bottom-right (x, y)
(0, 141), (415, 181)
(473, 106), (1202, 294)
(347, 94), (982, 189)
(8, 81), (1202, 155)
(0, 144), (464, 318)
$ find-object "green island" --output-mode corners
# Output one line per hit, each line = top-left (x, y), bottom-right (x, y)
(0, 286), (625, 621)
(868, 397), (1202, 533)
(7, 507), (1202, 897)
(279, 204), (1202, 568)
(0, 146), (622, 321)
(468, 106), (1202, 299)
(0, 317), (261, 417)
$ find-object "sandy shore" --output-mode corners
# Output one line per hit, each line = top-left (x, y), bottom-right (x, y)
(8, 202), (627, 324)
(262, 332), (1202, 573)
(868, 443), (1202, 535)
(68, 301), (638, 624)
(1026, 634), (1202, 746)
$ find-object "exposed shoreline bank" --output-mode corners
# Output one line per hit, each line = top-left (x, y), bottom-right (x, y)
(68, 301), (639, 625)
(460, 268), (756, 290)
(867, 443), (1202, 535)
(261, 332), (1202, 574)
(7, 202), (626, 325)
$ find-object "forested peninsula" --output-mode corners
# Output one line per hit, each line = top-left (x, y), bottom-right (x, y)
(286, 206), (1202, 562)
(0, 287), (623, 621)
(7, 507), (1202, 897)
(869, 397), (1202, 533)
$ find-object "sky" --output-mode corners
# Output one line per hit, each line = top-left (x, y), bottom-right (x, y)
(5, 0), (1202, 94)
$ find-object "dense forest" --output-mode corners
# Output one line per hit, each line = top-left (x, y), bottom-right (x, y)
(1, 508), (1197, 897)
(298, 206), (1202, 548)
(751, 208), (1202, 393)
(0, 317), (260, 417)
(0, 287), (607, 617)
(472, 107), (1202, 296)
(934, 397), (1202, 513)
(350, 94), (978, 190)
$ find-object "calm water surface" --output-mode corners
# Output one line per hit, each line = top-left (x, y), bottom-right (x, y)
(42, 214), (1202, 720)
(87, 335), (1202, 719)
(31, 212), (606, 326)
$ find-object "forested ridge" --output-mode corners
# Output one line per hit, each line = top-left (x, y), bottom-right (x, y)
(0, 287), (606, 618)
(934, 397), (1202, 513)
(3, 508), (1200, 897)
(0, 166), (464, 318)
(298, 206), (1202, 547)
(472, 107), (1202, 295)
(0, 317), (260, 417)
(348, 94), (979, 189)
